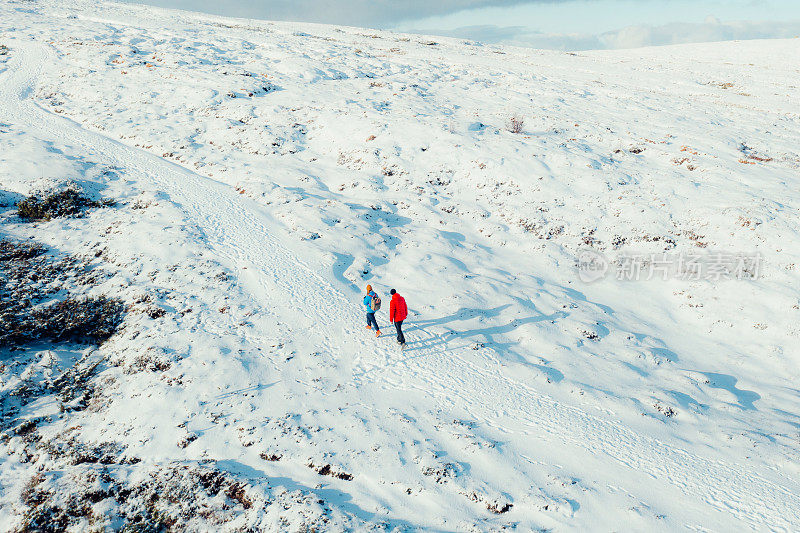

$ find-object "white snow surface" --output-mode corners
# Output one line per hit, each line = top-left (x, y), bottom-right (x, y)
(1, 0), (799, 530)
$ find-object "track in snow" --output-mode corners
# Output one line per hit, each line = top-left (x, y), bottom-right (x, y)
(1, 40), (797, 530)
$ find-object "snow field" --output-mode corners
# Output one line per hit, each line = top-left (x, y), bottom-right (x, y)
(1, 0), (799, 530)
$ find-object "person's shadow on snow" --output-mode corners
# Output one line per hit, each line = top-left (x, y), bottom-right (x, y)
(401, 305), (568, 353)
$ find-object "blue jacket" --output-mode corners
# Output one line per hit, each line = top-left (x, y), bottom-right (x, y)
(363, 290), (378, 313)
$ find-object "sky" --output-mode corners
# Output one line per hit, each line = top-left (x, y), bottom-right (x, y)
(118, 0), (800, 50)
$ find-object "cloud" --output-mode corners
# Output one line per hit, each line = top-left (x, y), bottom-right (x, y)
(414, 18), (800, 50)
(125, 0), (555, 28)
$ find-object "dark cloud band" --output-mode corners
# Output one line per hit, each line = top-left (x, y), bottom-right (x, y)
(122, 0), (550, 27)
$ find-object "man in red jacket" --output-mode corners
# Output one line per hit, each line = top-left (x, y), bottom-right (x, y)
(389, 289), (407, 348)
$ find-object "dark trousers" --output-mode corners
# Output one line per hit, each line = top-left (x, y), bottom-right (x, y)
(394, 320), (405, 344)
(366, 312), (379, 330)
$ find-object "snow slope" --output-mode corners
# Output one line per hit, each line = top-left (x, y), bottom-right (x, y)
(1, 0), (799, 530)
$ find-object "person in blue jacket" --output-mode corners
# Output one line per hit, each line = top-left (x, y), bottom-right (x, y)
(363, 284), (381, 337)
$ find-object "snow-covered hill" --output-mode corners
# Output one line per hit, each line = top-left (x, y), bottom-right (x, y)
(1, 0), (799, 530)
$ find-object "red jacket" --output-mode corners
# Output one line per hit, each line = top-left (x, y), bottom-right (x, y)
(389, 293), (408, 322)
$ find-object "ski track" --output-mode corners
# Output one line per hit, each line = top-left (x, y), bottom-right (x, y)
(1, 40), (798, 530)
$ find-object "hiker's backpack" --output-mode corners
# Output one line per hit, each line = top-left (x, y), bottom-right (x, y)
(371, 294), (382, 311)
